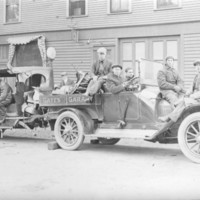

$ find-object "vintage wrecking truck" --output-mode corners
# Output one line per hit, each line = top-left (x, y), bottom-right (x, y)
(1, 35), (200, 163)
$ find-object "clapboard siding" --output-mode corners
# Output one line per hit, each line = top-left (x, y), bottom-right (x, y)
(1, 0), (200, 35)
(47, 38), (115, 84)
(183, 33), (200, 88)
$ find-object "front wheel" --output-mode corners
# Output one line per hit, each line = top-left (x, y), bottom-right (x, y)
(178, 112), (200, 163)
(54, 111), (85, 150)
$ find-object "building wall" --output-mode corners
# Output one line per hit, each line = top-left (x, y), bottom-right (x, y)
(1, 0), (200, 35)
(1, 1), (200, 87)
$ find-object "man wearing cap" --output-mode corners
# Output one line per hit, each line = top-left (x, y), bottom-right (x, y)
(106, 64), (129, 94)
(146, 59), (200, 142)
(84, 47), (112, 96)
(106, 64), (130, 128)
(157, 56), (185, 109)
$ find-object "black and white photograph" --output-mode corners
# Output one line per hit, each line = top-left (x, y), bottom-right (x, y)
(0, 0), (200, 199)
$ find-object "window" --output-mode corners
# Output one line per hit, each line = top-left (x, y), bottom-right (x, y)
(120, 37), (179, 85)
(155, 0), (181, 10)
(0, 45), (9, 60)
(109, 0), (131, 14)
(0, 44), (9, 68)
(14, 41), (42, 67)
(4, 0), (21, 23)
(67, 0), (87, 17)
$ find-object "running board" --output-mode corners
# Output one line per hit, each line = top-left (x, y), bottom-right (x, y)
(85, 129), (157, 139)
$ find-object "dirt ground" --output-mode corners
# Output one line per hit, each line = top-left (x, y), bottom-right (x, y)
(1, 129), (200, 200)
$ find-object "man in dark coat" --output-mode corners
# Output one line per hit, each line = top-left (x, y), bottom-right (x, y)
(106, 64), (130, 128)
(0, 78), (12, 123)
(84, 47), (112, 96)
(157, 56), (185, 109)
(106, 65), (128, 94)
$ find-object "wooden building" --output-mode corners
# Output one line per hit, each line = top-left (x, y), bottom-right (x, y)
(0, 0), (200, 87)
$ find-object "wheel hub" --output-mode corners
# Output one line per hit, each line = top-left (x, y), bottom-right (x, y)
(64, 125), (72, 135)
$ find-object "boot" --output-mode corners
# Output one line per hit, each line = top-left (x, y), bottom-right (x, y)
(117, 120), (126, 128)
(144, 120), (174, 142)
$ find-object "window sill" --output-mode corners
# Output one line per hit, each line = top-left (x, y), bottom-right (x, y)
(4, 21), (21, 25)
(67, 15), (88, 19)
(154, 6), (182, 11)
(107, 11), (132, 15)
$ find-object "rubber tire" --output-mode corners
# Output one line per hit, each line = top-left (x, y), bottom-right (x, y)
(178, 112), (200, 163)
(54, 111), (84, 150)
(98, 138), (120, 145)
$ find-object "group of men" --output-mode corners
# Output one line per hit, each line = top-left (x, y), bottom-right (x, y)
(0, 46), (200, 129)
(84, 47), (138, 96)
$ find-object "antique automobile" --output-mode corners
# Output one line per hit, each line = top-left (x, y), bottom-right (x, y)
(39, 69), (200, 164)
(1, 35), (200, 163)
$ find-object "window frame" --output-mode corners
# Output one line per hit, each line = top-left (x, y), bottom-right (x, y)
(66, 0), (88, 18)
(107, 0), (132, 14)
(154, 0), (182, 11)
(4, 0), (21, 24)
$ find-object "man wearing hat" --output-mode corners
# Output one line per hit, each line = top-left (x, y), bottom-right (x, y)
(58, 72), (74, 89)
(106, 64), (129, 93)
(157, 56), (185, 111)
(106, 64), (130, 128)
(84, 47), (112, 96)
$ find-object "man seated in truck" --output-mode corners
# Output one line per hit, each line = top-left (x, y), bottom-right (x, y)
(84, 47), (112, 96)
(124, 67), (140, 91)
(158, 56), (185, 121)
(106, 64), (132, 128)
(0, 78), (13, 123)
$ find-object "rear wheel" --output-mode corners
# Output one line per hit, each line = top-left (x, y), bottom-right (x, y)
(178, 112), (200, 163)
(98, 138), (120, 145)
(54, 111), (85, 150)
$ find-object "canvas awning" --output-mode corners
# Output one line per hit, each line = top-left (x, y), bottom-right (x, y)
(7, 35), (44, 45)
(7, 35), (47, 71)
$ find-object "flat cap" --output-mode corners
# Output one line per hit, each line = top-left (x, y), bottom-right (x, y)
(193, 60), (200, 66)
(61, 72), (68, 76)
(165, 56), (175, 61)
(112, 64), (122, 70)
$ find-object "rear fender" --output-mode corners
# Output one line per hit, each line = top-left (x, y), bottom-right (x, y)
(50, 108), (95, 134)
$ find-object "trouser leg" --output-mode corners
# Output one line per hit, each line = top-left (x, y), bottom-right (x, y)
(163, 91), (180, 108)
(168, 99), (185, 122)
(88, 79), (105, 96)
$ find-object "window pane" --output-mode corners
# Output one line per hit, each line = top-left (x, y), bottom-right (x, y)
(69, 0), (85, 16)
(110, 0), (129, 13)
(167, 40), (178, 59)
(6, 0), (19, 23)
(15, 41), (42, 67)
(122, 43), (132, 60)
(135, 42), (145, 77)
(153, 41), (163, 60)
(157, 0), (180, 9)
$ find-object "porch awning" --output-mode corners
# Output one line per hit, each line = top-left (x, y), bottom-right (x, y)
(7, 35), (47, 70)
(7, 35), (44, 45)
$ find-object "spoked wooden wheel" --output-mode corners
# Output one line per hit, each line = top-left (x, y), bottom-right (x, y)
(54, 111), (85, 150)
(178, 113), (200, 163)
